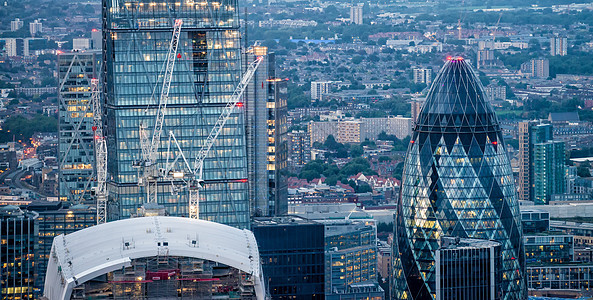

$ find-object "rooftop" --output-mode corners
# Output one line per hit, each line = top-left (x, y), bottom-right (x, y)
(440, 236), (501, 250)
(44, 216), (265, 300)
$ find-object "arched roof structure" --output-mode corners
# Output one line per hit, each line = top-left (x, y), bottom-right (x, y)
(44, 216), (264, 300)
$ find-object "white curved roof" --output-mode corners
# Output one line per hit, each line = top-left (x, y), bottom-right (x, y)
(44, 216), (264, 300)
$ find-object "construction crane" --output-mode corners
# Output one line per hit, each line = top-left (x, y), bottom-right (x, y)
(162, 50), (265, 219)
(491, 11), (504, 42)
(90, 78), (107, 224)
(133, 19), (183, 205)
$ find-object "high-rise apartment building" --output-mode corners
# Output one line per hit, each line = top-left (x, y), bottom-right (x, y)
(520, 58), (549, 78)
(103, 0), (249, 227)
(10, 18), (23, 31)
(288, 130), (311, 168)
(550, 36), (568, 56)
(392, 58), (526, 300)
(477, 49), (496, 69)
(311, 81), (332, 101)
(5, 38), (24, 57)
(411, 99), (424, 126)
(413, 68), (432, 85)
(350, 5), (363, 25)
(534, 140), (566, 205)
(518, 122), (553, 202)
(0, 206), (38, 300)
(245, 50), (288, 217)
(29, 19), (42, 37)
(57, 51), (100, 203)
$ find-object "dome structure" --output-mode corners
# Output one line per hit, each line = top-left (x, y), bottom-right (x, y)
(44, 216), (265, 300)
(392, 58), (526, 300)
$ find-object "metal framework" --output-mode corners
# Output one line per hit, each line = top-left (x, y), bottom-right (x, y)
(91, 78), (107, 224)
(162, 54), (264, 219)
(133, 19), (183, 205)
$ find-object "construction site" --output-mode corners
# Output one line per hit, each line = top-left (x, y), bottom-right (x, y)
(70, 257), (258, 299)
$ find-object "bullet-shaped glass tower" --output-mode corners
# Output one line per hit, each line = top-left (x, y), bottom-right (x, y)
(392, 58), (526, 300)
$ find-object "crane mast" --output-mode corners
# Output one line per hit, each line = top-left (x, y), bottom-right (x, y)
(187, 54), (264, 219)
(90, 78), (107, 224)
(134, 19), (183, 205)
(161, 52), (265, 219)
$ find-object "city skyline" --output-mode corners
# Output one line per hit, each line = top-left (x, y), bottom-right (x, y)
(3, 0), (593, 299)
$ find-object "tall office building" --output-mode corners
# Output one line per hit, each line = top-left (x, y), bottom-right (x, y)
(252, 216), (325, 299)
(57, 51), (100, 203)
(245, 49), (288, 217)
(91, 29), (102, 50)
(350, 5), (363, 25)
(0, 206), (38, 300)
(10, 18), (23, 31)
(103, 0), (249, 227)
(413, 68), (432, 85)
(26, 202), (96, 291)
(392, 58), (526, 300)
(435, 237), (502, 300)
(534, 140), (565, 205)
(518, 122), (553, 202)
(550, 36), (568, 56)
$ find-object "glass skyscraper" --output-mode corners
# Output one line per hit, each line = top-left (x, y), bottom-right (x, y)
(57, 51), (101, 203)
(245, 50), (288, 217)
(103, 0), (249, 227)
(392, 58), (526, 300)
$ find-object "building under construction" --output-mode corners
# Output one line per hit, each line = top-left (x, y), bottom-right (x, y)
(103, 0), (250, 228)
(44, 216), (266, 299)
(72, 257), (259, 299)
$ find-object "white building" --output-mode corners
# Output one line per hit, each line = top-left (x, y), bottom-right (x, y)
(10, 18), (23, 31)
(91, 29), (102, 49)
(72, 38), (91, 51)
(350, 5), (363, 25)
(29, 19), (43, 36)
(44, 216), (266, 300)
(311, 81), (332, 101)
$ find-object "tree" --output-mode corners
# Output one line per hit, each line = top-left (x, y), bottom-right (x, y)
(324, 135), (342, 150)
(578, 162), (592, 178)
(355, 183), (372, 193)
(350, 144), (364, 157)
(351, 56), (364, 64)
(393, 162), (404, 180)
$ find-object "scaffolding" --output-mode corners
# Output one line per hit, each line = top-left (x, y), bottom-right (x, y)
(71, 256), (258, 299)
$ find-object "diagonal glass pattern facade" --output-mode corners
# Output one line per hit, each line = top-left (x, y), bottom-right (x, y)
(391, 58), (527, 300)
(103, 0), (249, 228)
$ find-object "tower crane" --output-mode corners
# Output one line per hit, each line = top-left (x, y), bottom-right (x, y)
(91, 78), (107, 224)
(162, 51), (265, 219)
(133, 19), (183, 205)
